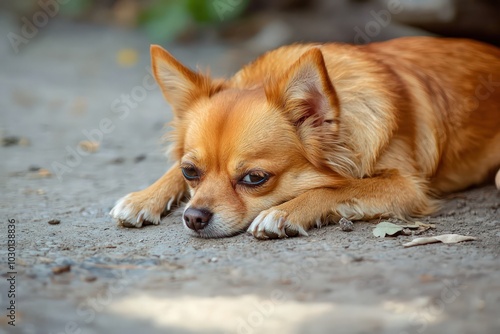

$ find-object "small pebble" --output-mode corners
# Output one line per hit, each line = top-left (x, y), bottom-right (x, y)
(134, 154), (146, 163)
(1, 136), (20, 146)
(340, 253), (363, 264)
(474, 299), (486, 310)
(48, 219), (60, 225)
(339, 217), (354, 232)
(110, 157), (125, 164)
(402, 228), (412, 236)
(83, 276), (97, 283)
(52, 264), (71, 274)
(28, 165), (41, 172)
(2, 136), (30, 146)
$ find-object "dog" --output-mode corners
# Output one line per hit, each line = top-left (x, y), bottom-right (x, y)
(110, 37), (500, 239)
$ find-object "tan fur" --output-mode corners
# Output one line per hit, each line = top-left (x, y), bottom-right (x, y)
(111, 37), (500, 239)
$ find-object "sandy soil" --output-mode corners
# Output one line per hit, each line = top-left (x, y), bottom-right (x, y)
(0, 16), (499, 334)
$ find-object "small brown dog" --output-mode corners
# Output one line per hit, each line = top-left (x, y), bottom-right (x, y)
(110, 37), (500, 239)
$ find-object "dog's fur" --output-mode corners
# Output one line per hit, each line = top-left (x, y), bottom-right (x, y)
(110, 37), (500, 239)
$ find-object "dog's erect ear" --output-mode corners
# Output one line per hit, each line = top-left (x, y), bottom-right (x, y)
(151, 45), (223, 115)
(266, 48), (340, 128)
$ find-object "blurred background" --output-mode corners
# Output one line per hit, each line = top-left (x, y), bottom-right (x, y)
(3, 0), (500, 47)
(2, 0), (500, 55)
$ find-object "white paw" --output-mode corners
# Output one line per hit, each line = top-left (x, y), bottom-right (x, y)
(109, 193), (178, 228)
(247, 209), (308, 239)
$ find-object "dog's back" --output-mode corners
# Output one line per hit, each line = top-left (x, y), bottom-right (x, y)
(367, 38), (500, 193)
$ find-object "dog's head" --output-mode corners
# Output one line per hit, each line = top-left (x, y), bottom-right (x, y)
(151, 45), (341, 237)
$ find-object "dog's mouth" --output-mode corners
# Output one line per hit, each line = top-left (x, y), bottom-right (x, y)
(183, 217), (250, 239)
(186, 226), (248, 239)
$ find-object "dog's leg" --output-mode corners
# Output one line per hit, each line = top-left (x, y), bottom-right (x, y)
(110, 162), (186, 227)
(248, 170), (436, 239)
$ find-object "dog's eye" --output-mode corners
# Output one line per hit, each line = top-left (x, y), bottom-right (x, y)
(240, 172), (269, 186)
(181, 166), (199, 180)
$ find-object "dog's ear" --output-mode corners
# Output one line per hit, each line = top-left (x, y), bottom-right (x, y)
(266, 48), (340, 129)
(151, 45), (223, 115)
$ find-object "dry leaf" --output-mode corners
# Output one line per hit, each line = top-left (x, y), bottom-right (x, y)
(373, 222), (403, 237)
(117, 48), (138, 67)
(417, 222), (435, 229)
(79, 140), (100, 153)
(403, 234), (477, 248)
(71, 97), (87, 115)
(38, 257), (54, 264)
(401, 221), (435, 235)
(36, 168), (53, 178)
(403, 221), (435, 229)
(419, 274), (436, 283)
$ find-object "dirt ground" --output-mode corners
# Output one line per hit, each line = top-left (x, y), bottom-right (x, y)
(0, 16), (499, 334)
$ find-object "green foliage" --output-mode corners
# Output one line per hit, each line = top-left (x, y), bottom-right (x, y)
(187, 0), (220, 23)
(58, 0), (92, 17)
(14, 0), (249, 43)
(139, 0), (192, 43)
(187, 0), (248, 23)
(139, 0), (249, 42)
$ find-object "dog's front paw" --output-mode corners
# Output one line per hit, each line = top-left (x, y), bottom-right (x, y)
(247, 209), (308, 240)
(110, 191), (179, 228)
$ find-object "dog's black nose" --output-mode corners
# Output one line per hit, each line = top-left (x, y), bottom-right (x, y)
(184, 207), (213, 231)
